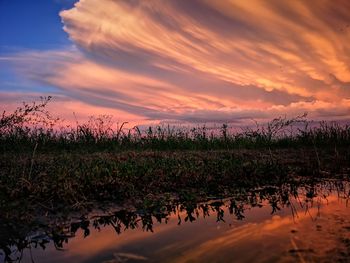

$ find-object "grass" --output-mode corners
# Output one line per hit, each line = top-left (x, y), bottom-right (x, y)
(0, 97), (350, 211)
(1, 97), (350, 153)
(1, 148), (349, 211)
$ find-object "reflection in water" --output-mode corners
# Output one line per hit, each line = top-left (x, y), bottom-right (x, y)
(1, 180), (350, 262)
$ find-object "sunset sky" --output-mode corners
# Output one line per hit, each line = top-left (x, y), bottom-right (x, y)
(1, 0), (350, 125)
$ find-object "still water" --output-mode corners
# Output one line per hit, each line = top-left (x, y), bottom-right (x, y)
(2, 180), (350, 263)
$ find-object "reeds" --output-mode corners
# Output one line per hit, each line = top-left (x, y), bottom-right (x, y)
(1, 98), (350, 215)
(1, 98), (350, 153)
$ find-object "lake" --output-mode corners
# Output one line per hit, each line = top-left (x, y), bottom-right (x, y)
(1, 179), (350, 263)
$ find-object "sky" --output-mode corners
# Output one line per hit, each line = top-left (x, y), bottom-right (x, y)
(1, 0), (350, 125)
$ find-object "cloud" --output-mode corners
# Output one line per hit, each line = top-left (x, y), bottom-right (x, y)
(2, 0), (350, 123)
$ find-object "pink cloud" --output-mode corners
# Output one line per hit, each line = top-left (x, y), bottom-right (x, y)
(2, 0), (350, 124)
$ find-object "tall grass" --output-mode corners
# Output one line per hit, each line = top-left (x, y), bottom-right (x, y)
(1, 97), (350, 152)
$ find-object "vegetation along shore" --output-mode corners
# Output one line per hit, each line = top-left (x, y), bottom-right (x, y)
(1, 97), (349, 215)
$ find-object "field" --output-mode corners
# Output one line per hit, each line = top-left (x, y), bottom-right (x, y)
(1, 97), (350, 211)
(1, 98), (350, 262)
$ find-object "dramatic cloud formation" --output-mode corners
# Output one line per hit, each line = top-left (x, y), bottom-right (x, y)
(2, 0), (350, 124)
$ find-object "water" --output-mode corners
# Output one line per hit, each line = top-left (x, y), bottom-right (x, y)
(1, 180), (350, 262)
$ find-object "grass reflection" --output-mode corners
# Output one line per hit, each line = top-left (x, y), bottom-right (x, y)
(1, 179), (349, 263)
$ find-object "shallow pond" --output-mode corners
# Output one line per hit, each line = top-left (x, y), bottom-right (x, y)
(2, 180), (350, 262)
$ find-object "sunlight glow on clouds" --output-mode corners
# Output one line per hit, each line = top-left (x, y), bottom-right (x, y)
(2, 0), (350, 123)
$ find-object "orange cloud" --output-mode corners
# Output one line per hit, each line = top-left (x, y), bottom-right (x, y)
(2, 0), (350, 123)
